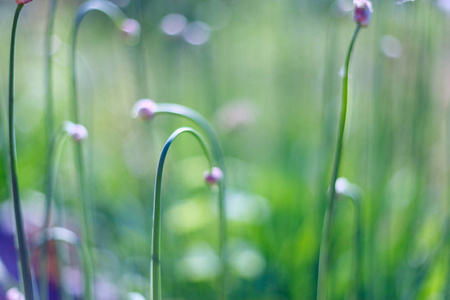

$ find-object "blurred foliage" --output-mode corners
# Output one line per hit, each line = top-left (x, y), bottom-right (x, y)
(0, 0), (449, 299)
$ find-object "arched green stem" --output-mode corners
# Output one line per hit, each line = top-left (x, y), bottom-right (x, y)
(154, 104), (225, 166)
(317, 24), (361, 300)
(8, 5), (34, 299)
(36, 227), (93, 300)
(153, 104), (228, 299)
(151, 127), (217, 300)
(69, 0), (133, 276)
(70, 0), (128, 122)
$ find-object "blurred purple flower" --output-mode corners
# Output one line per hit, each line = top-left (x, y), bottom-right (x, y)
(64, 122), (88, 142)
(5, 287), (24, 300)
(353, 0), (373, 27)
(215, 100), (259, 133)
(160, 14), (187, 36)
(182, 22), (211, 45)
(0, 201), (62, 300)
(16, 0), (33, 4)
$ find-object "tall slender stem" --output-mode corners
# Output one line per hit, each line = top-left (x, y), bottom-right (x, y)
(151, 127), (215, 300)
(317, 24), (360, 300)
(8, 4), (34, 299)
(69, 0), (133, 254)
(354, 198), (363, 300)
(40, 128), (68, 300)
(154, 104), (228, 299)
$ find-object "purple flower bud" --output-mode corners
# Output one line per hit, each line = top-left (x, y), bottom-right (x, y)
(5, 287), (25, 300)
(353, 0), (373, 27)
(16, 0), (33, 4)
(204, 167), (223, 185)
(132, 99), (157, 121)
(64, 121), (88, 142)
(121, 18), (141, 46)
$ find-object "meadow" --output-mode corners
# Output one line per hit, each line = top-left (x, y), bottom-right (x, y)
(0, 0), (449, 299)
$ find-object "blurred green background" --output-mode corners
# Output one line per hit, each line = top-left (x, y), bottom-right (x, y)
(0, 0), (449, 299)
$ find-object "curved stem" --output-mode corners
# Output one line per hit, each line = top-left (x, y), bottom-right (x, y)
(317, 24), (360, 300)
(154, 104), (225, 167)
(8, 5), (34, 299)
(70, 0), (127, 122)
(151, 127), (215, 300)
(154, 104), (228, 299)
(69, 0), (129, 281)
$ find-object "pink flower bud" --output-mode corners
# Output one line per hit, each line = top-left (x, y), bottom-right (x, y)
(121, 18), (141, 46)
(16, 0), (33, 4)
(132, 99), (157, 120)
(5, 287), (25, 300)
(64, 122), (88, 142)
(353, 0), (373, 27)
(204, 167), (223, 185)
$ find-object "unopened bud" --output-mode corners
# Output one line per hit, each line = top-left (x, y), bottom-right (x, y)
(132, 99), (157, 121)
(121, 18), (141, 46)
(354, 0), (373, 27)
(204, 167), (223, 185)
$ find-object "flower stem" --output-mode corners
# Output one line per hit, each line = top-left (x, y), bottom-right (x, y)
(317, 24), (361, 300)
(40, 127), (68, 300)
(8, 4), (34, 299)
(151, 127), (216, 300)
(70, 0), (128, 122)
(154, 104), (228, 299)
(69, 0), (129, 283)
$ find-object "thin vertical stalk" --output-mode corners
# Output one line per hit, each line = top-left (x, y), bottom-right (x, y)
(443, 81), (449, 299)
(346, 192), (363, 300)
(354, 199), (363, 300)
(317, 24), (360, 300)
(154, 104), (228, 299)
(40, 128), (68, 300)
(8, 4), (34, 299)
(151, 127), (216, 300)
(334, 181), (363, 300)
(39, 126), (93, 300)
